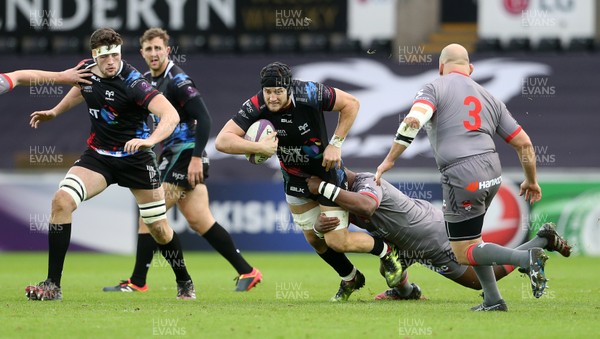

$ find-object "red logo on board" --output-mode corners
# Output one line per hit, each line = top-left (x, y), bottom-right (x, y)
(503, 0), (530, 15)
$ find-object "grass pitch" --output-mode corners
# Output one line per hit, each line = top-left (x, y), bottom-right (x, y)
(0, 252), (598, 338)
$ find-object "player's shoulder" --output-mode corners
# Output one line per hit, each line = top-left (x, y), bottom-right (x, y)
(291, 79), (325, 106)
(242, 92), (264, 114)
(166, 62), (195, 87)
(354, 172), (378, 188)
(120, 61), (147, 86)
(78, 58), (96, 69)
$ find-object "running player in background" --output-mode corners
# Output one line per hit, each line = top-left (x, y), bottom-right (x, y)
(376, 43), (552, 311)
(215, 62), (404, 301)
(0, 67), (92, 95)
(26, 27), (195, 301)
(308, 169), (571, 300)
(103, 28), (262, 293)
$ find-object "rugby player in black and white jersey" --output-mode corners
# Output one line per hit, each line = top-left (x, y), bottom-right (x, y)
(25, 28), (195, 301)
(102, 28), (262, 294)
(0, 67), (91, 95)
(215, 62), (404, 301)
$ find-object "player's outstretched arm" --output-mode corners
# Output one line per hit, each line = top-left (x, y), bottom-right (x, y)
(30, 87), (84, 129)
(215, 119), (278, 156)
(375, 101), (432, 184)
(508, 129), (542, 204)
(126, 94), (180, 154)
(54, 66), (93, 86)
(8, 67), (92, 87)
(306, 176), (377, 217)
(322, 88), (359, 171)
(375, 143), (407, 184)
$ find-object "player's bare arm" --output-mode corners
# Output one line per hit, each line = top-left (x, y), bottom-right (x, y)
(8, 67), (92, 88)
(322, 88), (359, 171)
(124, 94), (180, 154)
(314, 213), (341, 234)
(215, 119), (278, 156)
(55, 66), (93, 86)
(508, 129), (542, 204)
(306, 176), (377, 217)
(375, 101), (433, 184)
(30, 87), (85, 129)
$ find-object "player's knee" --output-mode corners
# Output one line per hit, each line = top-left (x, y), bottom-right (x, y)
(291, 206), (320, 231)
(187, 219), (212, 235)
(324, 232), (349, 253)
(57, 173), (87, 209)
(304, 232), (328, 252)
(51, 190), (78, 215)
(139, 200), (172, 244)
(139, 200), (167, 226)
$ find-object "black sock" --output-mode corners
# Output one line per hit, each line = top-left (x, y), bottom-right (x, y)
(369, 238), (385, 256)
(318, 247), (354, 277)
(47, 223), (71, 287)
(203, 222), (253, 275)
(158, 231), (191, 282)
(130, 233), (158, 287)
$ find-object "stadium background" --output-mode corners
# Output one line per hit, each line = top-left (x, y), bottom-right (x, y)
(0, 0), (598, 255)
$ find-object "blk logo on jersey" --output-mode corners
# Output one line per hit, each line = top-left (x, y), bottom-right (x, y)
(465, 176), (502, 192)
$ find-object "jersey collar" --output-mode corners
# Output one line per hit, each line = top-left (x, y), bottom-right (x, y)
(448, 70), (470, 77)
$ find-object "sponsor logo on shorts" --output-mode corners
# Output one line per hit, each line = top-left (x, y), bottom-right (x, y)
(465, 176), (502, 192)
(289, 186), (305, 194)
(172, 172), (185, 180)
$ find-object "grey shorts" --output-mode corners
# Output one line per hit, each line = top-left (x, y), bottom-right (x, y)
(440, 152), (502, 223)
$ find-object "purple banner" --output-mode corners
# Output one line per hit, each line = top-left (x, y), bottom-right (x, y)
(0, 53), (598, 180)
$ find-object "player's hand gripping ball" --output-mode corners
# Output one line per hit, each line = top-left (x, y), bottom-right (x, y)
(244, 119), (276, 164)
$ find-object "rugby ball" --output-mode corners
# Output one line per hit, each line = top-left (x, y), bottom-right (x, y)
(244, 119), (276, 164)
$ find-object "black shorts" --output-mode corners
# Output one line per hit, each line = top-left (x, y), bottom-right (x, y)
(281, 166), (348, 207)
(158, 144), (209, 190)
(74, 148), (160, 189)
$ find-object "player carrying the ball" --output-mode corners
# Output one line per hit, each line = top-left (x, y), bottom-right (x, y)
(216, 62), (404, 301)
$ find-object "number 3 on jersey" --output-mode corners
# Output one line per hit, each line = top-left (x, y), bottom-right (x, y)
(463, 96), (481, 131)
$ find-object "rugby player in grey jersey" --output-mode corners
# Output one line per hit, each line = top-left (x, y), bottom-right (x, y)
(376, 43), (571, 311)
(308, 169), (571, 301)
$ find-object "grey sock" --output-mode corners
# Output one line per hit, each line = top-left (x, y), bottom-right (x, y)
(515, 236), (548, 251)
(473, 266), (503, 305)
(395, 282), (413, 297)
(471, 243), (529, 268)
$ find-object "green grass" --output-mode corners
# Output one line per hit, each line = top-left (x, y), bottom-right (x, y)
(0, 252), (598, 338)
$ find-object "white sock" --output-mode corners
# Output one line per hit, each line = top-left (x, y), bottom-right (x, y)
(341, 267), (357, 281)
(379, 242), (389, 258)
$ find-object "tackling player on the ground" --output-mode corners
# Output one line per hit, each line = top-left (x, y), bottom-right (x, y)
(1, 67), (92, 95)
(25, 27), (195, 301)
(308, 169), (571, 300)
(215, 62), (404, 301)
(103, 28), (262, 293)
(376, 43), (548, 311)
